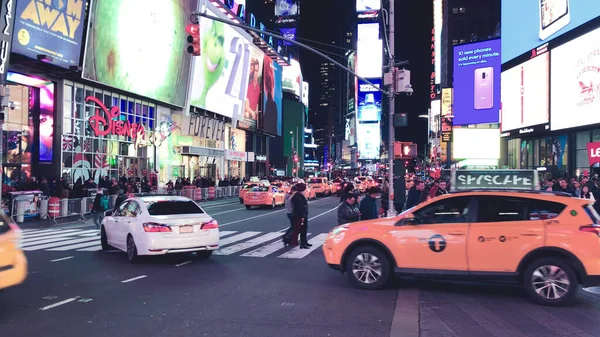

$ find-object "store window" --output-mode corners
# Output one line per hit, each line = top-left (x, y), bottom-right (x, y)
(575, 131), (590, 174)
(62, 82), (156, 184)
(3, 85), (33, 182)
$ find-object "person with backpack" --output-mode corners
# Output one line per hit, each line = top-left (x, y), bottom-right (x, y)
(92, 189), (108, 228)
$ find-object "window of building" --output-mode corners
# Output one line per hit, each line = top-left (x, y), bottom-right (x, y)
(575, 131), (590, 174)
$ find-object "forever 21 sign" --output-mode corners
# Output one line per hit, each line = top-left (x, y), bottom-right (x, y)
(188, 113), (226, 141)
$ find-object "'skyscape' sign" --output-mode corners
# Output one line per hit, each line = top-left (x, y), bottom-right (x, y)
(451, 170), (539, 191)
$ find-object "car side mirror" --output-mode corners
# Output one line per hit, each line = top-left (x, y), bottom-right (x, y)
(104, 210), (113, 217)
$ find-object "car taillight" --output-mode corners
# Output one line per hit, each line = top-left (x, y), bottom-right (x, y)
(579, 225), (600, 237)
(201, 219), (218, 230)
(143, 223), (172, 232)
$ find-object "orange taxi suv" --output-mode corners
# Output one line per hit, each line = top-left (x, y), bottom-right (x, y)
(244, 185), (285, 209)
(308, 177), (331, 196)
(323, 169), (600, 306)
(0, 214), (27, 291)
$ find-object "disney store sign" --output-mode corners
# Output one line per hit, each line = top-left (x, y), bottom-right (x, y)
(86, 96), (146, 147)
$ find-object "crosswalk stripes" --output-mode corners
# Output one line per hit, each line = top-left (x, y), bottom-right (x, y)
(19, 227), (329, 259)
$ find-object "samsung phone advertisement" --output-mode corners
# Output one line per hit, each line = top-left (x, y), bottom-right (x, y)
(13, 0), (87, 68)
(501, 52), (550, 134)
(190, 7), (252, 118)
(551, 27), (600, 131)
(357, 79), (381, 121)
(357, 122), (380, 160)
(452, 39), (501, 125)
(502, 0), (600, 63)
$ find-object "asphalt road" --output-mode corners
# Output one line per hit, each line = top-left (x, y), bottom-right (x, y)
(2, 196), (600, 337)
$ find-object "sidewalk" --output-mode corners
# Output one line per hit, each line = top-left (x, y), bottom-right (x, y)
(13, 198), (241, 230)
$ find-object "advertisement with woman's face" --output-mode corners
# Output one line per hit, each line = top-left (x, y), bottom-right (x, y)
(241, 46), (264, 130)
(262, 56), (283, 136)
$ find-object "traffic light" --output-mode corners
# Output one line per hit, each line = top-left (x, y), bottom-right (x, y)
(393, 141), (417, 159)
(186, 23), (200, 56)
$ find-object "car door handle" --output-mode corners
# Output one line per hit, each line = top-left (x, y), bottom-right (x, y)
(520, 232), (539, 236)
(449, 231), (466, 236)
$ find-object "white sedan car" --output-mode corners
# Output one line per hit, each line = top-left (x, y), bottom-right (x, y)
(100, 195), (219, 262)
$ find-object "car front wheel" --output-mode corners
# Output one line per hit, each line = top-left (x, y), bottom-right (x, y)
(523, 258), (577, 306)
(345, 246), (391, 290)
(100, 226), (111, 251)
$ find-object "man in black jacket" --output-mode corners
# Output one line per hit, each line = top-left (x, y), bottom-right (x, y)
(288, 183), (310, 248)
(405, 181), (425, 210)
(359, 187), (379, 220)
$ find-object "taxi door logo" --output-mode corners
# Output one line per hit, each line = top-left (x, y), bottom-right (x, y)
(18, 0), (84, 43)
(428, 234), (446, 253)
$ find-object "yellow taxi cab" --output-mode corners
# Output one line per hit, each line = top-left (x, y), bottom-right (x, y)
(239, 183), (258, 203)
(303, 185), (317, 200)
(0, 215), (27, 291)
(308, 177), (331, 196)
(323, 169), (600, 306)
(244, 185), (286, 209)
(328, 182), (339, 194)
(271, 181), (291, 194)
(332, 179), (344, 195)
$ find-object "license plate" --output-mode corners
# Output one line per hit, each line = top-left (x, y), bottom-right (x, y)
(179, 226), (194, 234)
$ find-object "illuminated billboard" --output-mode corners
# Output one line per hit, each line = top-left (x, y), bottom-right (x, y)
(453, 128), (500, 159)
(280, 28), (296, 46)
(189, 6), (254, 119)
(357, 23), (379, 41)
(433, 0), (442, 85)
(357, 79), (381, 121)
(356, 0), (381, 12)
(275, 0), (299, 17)
(357, 40), (383, 78)
(502, 0), (600, 63)
(82, 0), (196, 107)
(13, 0), (87, 68)
(301, 81), (309, 107)
(282, 59), (302, 97)
(357, 121), (380, 159)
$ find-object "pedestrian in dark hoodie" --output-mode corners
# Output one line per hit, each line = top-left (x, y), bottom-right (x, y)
(359, 187), (379, 220)
(338, 194), (361, 225)
(114, 189), (127, 211)
(405, 180), (425, 210)
(287, 183), (310, 248)
(282, 185), (298, 245)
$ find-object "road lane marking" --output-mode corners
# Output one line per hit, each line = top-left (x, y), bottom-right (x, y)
(214, 232), (282, 255)
(175, 261), (193, 267)
(241, 233), (312, 258)
(49, 241), (102, 251)
(308, 204), (340, 221)
(50, 256), (74, 262)
(218, 231), (261, 246)
(22, 229), (91, 241)
(121, 275), (147, 283)
(210, 208), (246, 215)
(277, 233), (328, 259)
(24, 237), (99, 251)
(218, 197), (334, 227)
(77, 245), (102, 252)
(40, 296), (80, 311)
(219, 230), (237, 237)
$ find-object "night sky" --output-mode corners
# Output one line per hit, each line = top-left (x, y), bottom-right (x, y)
(298, 0), (432, 152)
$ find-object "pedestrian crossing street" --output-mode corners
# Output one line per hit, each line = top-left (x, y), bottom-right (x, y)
(19, 227), (329, 260)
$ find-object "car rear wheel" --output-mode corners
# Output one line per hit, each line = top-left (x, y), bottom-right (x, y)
(523, 258), (577, 306)
(345, 246), (391, 290)
(245, 205), (252, 210)
(100, 226), (111, 251)
(196, 250), (213, 259)
(126, 235), (140, 263)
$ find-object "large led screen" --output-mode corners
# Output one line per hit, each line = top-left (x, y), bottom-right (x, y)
(453, 40), (501, 125)
(357, 23), (379, 41)
(357, 121), (380, 159)
(551, 26), (600, 131)
(282, 58), (302, 97)
(82, 0), (195, 107)
(263, 56), (283, 136)
(190, 7), (254, 119)
(502, 0), (600, 63)
(13, 0), (87, 68)
(357, 79), (381, 121)
(280, 28), (296, 46)
(357, 0), (381, 12)
(240, 45), (264, 131)
(275, 0), (299, 17)
(356, 39), (383, 78)
(501, 52), (550, 133)
(453, 128), (500, 159)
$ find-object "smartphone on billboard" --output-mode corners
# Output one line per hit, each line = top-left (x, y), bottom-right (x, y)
(539, 0), (570, 40)
(474, 67), (494, 110)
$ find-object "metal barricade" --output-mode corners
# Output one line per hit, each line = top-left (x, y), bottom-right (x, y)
(180, 188), (194, 199)
(54, 197), (86, 222)
(216, 187), (223, 199)
(10, 196), (51, 223)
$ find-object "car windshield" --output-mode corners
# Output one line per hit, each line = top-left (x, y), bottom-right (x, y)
(243, 184), (256, 189)
(251, 186), (270, 192)
(145, 200), (204, 216)
(308, 178), (322, 184)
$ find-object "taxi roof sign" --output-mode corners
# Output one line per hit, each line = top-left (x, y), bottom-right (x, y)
(450, 169), (539, 192)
